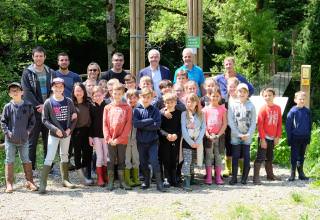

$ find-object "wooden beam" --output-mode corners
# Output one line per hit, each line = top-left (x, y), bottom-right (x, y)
(129, 0), (136, 75)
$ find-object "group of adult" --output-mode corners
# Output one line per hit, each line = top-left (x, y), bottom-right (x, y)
(20, 46), (254, 170)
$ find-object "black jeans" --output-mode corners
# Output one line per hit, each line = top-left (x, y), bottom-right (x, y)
(255, 138), (274, 163)
(71, 127), (92, 172)
(290, 137), (308, 167)
(159, 139), (179, 180)
(28, 113), (48, 170)
(232, 144), (250, 175)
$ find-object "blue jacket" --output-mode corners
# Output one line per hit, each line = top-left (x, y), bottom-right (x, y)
(133, 103), (161, 145)
(286, 106), (312, 145)
(138, 65), (171, 83)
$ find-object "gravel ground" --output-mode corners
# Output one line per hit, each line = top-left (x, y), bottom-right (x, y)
(0, 165), (319, 220)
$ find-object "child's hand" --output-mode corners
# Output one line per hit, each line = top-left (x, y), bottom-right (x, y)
(89, 137), (94, 147)
(171, 134), (178, 142)
(274, 138), (279, 146)
(109, 139), (117, 146)
(261, 139), (267, 149)
(7, 131), (12, 138)
(56, 129), (63, 137)
(164, 110), (172, 119)
(71, 113), (77, 121)
(166, 134), (172, 141)
(65, 129), (71, 136)
(187, 122), (195, 129)
(191, 143), (199, 148)
(241, 134), (249, 141)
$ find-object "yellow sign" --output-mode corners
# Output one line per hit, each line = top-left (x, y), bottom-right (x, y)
(301, 79), (310, 86)
(301, 65), (311, 79)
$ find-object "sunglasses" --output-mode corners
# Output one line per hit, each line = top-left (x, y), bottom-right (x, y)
(89, 69), (98, 72)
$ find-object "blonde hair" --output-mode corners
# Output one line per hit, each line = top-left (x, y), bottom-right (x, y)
(112, 83), (125, 93)
(163, 92), (177, 102)
(87, 62), (101, 79)
(140, 76), (153, 85)
(224, 56), (235, 64)
(184, 80), (198, 92)
(140, 88), (153, 96)
(126, 89), (139, 98)
(227, 77), (239, 86)
(295, 91), (306, 99)
(185, 93), (202, 121)
(92, 85), (104, 96)
(107, 78), (120, 87)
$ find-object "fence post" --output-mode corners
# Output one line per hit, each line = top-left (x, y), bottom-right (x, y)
(300, 65), (311, 108)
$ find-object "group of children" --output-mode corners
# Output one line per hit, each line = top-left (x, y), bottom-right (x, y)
(1, 69), (312, 194)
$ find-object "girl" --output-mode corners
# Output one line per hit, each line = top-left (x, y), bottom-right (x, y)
(89, 86), (108, 187)
(181, 93), (206, 191)
(72, 83), (93, 185)
(202, 88), (227, 185)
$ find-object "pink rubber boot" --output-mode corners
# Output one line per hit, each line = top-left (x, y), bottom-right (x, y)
(215, 166), (224, 185)
(205, 166), (212, 185)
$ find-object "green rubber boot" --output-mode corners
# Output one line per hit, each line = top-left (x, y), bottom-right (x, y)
(60, 162), (76, 189)
(39, 165), (51, 194)
(124, 168), (135, 187)
(132, 168), (141, 186)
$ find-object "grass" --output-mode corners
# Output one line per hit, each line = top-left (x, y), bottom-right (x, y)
(229, 204), (254, 220)
(289, 192), (319, 208)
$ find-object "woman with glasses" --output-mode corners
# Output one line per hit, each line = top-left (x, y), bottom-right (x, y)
(86, 62), (101, 82)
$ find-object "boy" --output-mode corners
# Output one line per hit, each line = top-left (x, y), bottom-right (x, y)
(139, 76), (153, 90)
(124, 89), (140, 187)
(133, 88), (165, 192)
(1, 82), (37, 193)
(286, 91), (311, 181)
(103, 83), (132, 190)
(159, 93), (182, 187)
(253, 88), (282, 185)
(124, 74), (137, 90)
(39, 78), (77, 193)
(175, 69), (188, 85)
(228, 83), (256, 185)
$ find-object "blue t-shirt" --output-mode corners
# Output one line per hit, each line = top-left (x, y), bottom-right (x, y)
(54, 71), (81, 98)
(174, 65), (205, 96)
(50, 97), (69, 130)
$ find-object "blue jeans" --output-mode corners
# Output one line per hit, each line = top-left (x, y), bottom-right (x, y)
(5, 140), (30, 164)
(137, 142), (160, 173)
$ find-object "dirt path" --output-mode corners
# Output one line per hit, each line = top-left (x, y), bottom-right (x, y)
(0, 165), (319, 220)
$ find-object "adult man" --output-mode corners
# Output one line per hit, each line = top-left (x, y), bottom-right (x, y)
(54, 52), (81, 98)
(138, 49), (171, 97)
(21, 46), (55, 170)
(100, 52), (128, 84)
(215, 57), (254, 100)
(173, 48), (205, 96)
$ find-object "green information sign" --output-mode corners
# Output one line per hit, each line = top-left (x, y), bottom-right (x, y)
(186, 36), (200, 48)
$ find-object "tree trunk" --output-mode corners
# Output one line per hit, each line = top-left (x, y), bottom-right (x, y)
(106, 0), (116, 69)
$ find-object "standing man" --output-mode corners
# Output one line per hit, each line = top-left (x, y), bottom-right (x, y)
(138, 49), (171, 97)
(54, 52), (82, 98)
(21, 46), (55, 170)
(173, 48), (205, 96)
(215, 57), (254, 100)
(100, 52), (129, 84)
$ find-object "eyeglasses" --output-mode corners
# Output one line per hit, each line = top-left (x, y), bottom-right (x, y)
(89, 69), (98, 72)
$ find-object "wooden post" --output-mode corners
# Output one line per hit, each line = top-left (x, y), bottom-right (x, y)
(300, 65), (311, 108)
(197, 0), (203, 68)
(129, 0), (145, 77)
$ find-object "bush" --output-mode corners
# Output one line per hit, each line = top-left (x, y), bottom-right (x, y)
(305, 124), (320, 179)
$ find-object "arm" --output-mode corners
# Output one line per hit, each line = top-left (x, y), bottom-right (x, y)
(276, 106), (282, 138)
(1, 106), (11, 135)
(27, 106), (36, 134)
(285, 110), (293, 145)
(67, 99), (77, 134)
(227, 104), (242, 137)
(21, 70), (41, 107)
(195, 115), (206, 144)
(247, 104), (256, 138)
(102, 106), (111, 142)
(115, 106), (133, 143)
(257, 107), (266, 140)
(42, 101), (60, 134)
(217, 111), (228, 137)
(133, 109), (154, 128)
(181, 112), (195, 146)
(143, 109), (161, 131)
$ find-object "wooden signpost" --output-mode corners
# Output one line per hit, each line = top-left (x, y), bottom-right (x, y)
(300, 65), (311, 108)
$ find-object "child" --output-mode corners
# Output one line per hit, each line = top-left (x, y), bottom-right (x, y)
(98, 79), (108, 97)
(40, 78), (77, 193)
(181, 93), (206, 191)
(201, 77), (219, 107)
(253, 88), (282, 185)
(139, 75), (154, 90)
(202, 88), (227, 185)
(71, 82), (93, 185)
(133, 88), (165, 192)
(223, 77), (240, 177)
(173, 83), (185, 100)
(89, 85), (108, 187)
(124, 89), (140, 187)
(228, 83), (256, 185)
(159, 93), (182, 187)
(84, 78), (97, 98)
(103, 83), (132, 191)
(124, 74), (137, 90)
(105, 78), (121, 103)
(1, 82), (37, 193)
(286, 91), (311, 181)
(176, 69), (188, 85)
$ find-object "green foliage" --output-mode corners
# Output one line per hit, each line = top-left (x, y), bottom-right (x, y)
(304, 124), (320, 179)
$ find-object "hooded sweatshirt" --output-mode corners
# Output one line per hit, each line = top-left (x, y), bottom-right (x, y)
(133, 103), (161, 145)
(103, 102), (132, 144)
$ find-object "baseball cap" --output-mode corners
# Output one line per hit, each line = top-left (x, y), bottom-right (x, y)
(8, 82), (23, 91)
(51, 77), (65, 86)
(237, 83), (249, 92)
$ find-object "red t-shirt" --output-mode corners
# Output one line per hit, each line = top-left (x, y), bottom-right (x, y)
(257, 104), (282, 140)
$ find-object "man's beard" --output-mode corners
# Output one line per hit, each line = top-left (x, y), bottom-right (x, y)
(60, 66), (68, 71)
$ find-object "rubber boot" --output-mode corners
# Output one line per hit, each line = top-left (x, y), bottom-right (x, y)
(297, 163), (309, 181)
(205, 166), (212, 185)
(124, 168), (135, 187)
(215, 166), (224, 185)
(155, 172), (166, 192)
(60, 162), (76, 189)
(96, 167), (105, 187)
(76, 168), (93, 186)
(5, 164), (14, 193)
(241, 165), (250, 185)
(253, 162), (262, 185)
(23, 163), (38, 191)
(239, 159), (244, 175)
(288, 165), (296, 181)
(229, 162), (238, 185)
(39, 165), (51, 194)
(141, 168), (150, 190)
(223, 157), (232, 177)
(265, 161), (281, 181)
(107, 170), (114, 191)
(170, 169), (178, 187)
(118, 170), (132, 190)
(102, 166), (108, 184)
(132, 168), (141, 186)
(183, 176), (192, 192)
